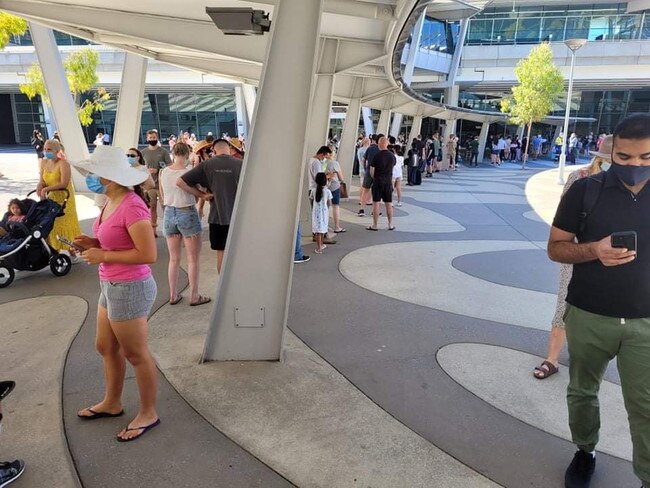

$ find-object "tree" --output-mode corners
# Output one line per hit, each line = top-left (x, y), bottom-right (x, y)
(500, 43), (564, 168)
(0, 13), (27, 49)
(19, 48), (110, 127)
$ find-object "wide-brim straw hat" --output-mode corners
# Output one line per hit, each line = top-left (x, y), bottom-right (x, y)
(228, 138), (244, 152)
(193, 140), (212, 154)
(590, 135), (613, 161)
(69, 146), (149, 186)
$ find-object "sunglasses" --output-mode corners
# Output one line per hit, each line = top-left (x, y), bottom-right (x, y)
(126, 154), (138, 158)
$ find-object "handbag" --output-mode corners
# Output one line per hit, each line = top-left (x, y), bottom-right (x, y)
(340, 182), (348, 199)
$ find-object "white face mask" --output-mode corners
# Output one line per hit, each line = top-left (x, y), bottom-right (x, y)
(601, 162), (611, 171)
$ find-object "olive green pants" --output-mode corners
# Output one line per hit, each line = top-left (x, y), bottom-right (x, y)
(565, 304), (650, 484)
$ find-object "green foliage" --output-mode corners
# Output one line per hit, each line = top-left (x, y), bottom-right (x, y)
(500, 43), (564, 127)
(19, 47), (107, 127)
(0, 13), (27, 50)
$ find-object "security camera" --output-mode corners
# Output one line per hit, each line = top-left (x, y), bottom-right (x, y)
(205, 7), (271, 35)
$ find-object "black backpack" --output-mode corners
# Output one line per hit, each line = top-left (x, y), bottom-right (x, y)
(578, 171), (606, 236)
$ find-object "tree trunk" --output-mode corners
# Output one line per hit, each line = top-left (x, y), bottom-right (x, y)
(523, 121), (533, 169)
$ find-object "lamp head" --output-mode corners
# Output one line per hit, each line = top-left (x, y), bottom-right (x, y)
(564, 38), (587, 52)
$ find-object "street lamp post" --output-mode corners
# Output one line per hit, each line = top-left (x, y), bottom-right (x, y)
(558, 38), (587, 185)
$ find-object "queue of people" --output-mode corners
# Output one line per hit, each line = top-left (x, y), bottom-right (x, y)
(5, 112), (650, 488)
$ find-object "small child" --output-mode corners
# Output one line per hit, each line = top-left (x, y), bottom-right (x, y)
(6, 199), (26, 223)
(311, 172), (332, 254)
(0, 199), (27, 237)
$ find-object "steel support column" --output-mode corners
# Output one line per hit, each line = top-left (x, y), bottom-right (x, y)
(362, 107), (374, 135)
(338, 86), (363, 189)
(377, 109), (391, 135)
(390, 12), (426, 138)
(477, 121), (490, 165)
(113, 53), (147, 150)
(30, 22), (89, 188)
(299, 38), (338, 236)
(242, 84), (257, 126)
(234, 85), (248, 138)
(202, 0), (323, 361)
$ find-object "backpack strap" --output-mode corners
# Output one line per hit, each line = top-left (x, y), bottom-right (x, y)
(578, 172), (606, 236)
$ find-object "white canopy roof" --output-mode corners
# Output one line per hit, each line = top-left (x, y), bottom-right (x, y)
(0, 0), (496, 121)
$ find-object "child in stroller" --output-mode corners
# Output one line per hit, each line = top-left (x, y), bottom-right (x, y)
(0, 190), (73, 288)
(0, 199), (27, 238)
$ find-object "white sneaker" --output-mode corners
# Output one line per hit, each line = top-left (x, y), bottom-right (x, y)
(396, 202), (402, 207)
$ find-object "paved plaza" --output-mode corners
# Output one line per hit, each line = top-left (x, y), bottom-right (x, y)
(0, 151), (637, 487)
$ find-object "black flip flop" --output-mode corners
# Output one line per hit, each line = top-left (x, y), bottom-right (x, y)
(388, 226), (396, 231)
(78, 407), (125, 420)
(366, 226), (378, 231)
(169, 295), (183, 305)
(0, 380), (15, 401)
(190, 295), (212, 307)
(117, 418), (161, 442)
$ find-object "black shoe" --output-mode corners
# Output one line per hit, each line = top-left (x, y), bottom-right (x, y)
(0, 381), (15, 400)
(293, 255), (311, 264)
(0, 460), (25, 487)
(357, 209), (365, 216)
(565, 450), (595, 488)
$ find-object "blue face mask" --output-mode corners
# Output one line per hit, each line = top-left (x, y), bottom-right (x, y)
(609, 161), (650, 186)
(44, 151), (55, 160)
(126, 156), (137, 166)
(85, 174), (106, 194)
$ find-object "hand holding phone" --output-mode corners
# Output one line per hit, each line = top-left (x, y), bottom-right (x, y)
(611, 231), (637, 253)
(56, 235), (87, 252)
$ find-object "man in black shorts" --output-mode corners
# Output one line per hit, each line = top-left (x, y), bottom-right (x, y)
(177, 139), (242, 273)
(358, 134), (382, 216)
(367, 136), (396, 231)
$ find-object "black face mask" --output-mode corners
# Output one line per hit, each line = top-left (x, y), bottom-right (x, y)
(147, 140), (158, 146)
(609, 161), (650, 186)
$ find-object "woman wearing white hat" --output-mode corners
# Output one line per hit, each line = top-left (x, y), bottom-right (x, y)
(69, 146), (160, 442)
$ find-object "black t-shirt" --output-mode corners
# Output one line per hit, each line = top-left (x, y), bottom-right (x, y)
(370, 150), (396, 182)
(181, 155), (242, 225)
(553, 172), (650, 318)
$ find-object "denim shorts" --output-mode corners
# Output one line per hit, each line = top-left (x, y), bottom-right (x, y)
(99, 276), (157, 322)
(331, 188), (341, 205)
(163, 206), (202, 238)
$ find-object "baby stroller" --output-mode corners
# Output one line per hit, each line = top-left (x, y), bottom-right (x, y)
(0, 190), (73, 288)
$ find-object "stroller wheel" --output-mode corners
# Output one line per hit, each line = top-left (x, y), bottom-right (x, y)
(0, 265), (15, 288)
(50, 253), (72, 277)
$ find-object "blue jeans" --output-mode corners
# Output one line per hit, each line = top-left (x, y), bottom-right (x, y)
(294, 223), (304, 260)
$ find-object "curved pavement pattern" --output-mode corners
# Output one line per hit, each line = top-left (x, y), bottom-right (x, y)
(0, 296), (85, 488)
(149, 242), (498, 488)
(290, 164), (638, 488)
(437, 343), (632, 461)
(1, 154), (640, 488)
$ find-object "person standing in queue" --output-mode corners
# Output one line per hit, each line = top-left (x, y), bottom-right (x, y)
(142, 129), (172, 238)
(177, 139), (242, 274)
(70, 146), (160, 443)
(366, 136), (396, 231)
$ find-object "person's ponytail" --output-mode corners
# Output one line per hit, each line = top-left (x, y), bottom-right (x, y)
(133, 184), (148, 204)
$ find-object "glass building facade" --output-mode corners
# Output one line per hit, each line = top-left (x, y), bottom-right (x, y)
(6, 90), (237, 145)
(466, 3), (649, 45)
(418, 16), (460, 54)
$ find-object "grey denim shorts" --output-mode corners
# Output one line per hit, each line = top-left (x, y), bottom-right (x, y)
(99, 276), (157, 322)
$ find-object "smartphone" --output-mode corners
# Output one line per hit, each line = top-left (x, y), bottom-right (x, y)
(56, 235), (87, 252)
(611, 231), (637, 252)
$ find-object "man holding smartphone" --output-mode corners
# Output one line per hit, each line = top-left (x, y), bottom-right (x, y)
(548, 113), (650, 488)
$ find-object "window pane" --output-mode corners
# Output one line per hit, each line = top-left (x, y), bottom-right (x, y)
(566, 17), (590, 39)
(467, 19), (493, 45)
(516, 18), (541, 43)
(493, 18), (517, 42)
(613, 15), (640, 40)
(541, 17), (566, 42)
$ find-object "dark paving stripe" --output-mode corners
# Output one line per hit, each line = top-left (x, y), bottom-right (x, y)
(290, 174), (634, 487)
(1, 221), (292, 488)
(452, 249), (560, 294)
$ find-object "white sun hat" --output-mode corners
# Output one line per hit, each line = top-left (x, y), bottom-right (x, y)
(69, 145), (150, 186)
